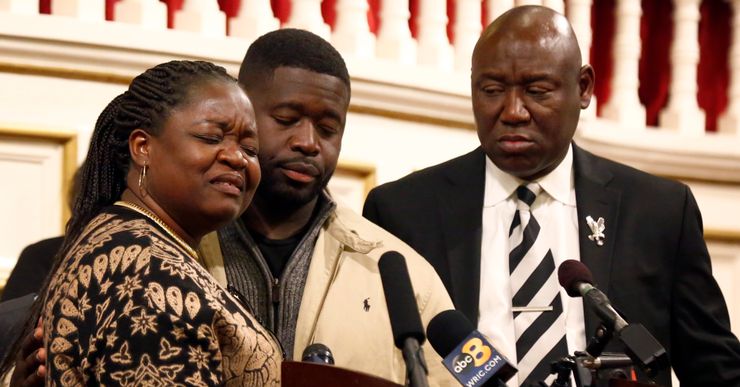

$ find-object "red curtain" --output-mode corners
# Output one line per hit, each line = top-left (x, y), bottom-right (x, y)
(698, 0), (731, 132)
(591, 0), (730, 131)
(590, 0), (615, 118)
(639, 0), (674, 129)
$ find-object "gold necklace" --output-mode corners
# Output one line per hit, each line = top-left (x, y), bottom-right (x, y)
(115, 201), (199, 259)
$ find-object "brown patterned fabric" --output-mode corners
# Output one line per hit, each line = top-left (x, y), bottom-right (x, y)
(43, 205), (281, 386)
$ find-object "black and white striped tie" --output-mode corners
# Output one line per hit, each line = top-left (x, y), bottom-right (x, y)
(509, 183), (567, 386)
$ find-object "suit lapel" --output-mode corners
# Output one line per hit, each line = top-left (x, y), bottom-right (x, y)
(573, 144), (621, 336)
(437, 148), (487, 324)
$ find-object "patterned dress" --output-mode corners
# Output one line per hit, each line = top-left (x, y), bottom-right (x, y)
(43, 205), (282, 386)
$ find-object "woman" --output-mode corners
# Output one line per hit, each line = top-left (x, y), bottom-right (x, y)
(3, 60), (281, 385)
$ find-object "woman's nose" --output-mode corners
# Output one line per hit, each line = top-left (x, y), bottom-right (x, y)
(220, 144), (248, 169)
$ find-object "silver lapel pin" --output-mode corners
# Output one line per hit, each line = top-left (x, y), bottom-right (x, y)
(586, 215), (606, 246)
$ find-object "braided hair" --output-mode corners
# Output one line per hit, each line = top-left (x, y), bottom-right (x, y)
(0, 60), (237, 374)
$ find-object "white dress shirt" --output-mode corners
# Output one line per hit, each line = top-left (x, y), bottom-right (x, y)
(478, 144), (586, 386)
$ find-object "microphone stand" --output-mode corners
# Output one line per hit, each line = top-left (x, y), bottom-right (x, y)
(549, 357), (575, 387)
(585, 323), (613, 358)
(401, 337), (430, 387)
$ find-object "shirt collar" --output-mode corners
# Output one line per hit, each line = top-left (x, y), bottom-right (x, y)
(483, 144), (575, 207)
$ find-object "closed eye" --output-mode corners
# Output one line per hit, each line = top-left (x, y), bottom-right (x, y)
(240, 145), (258, 157)
(195, 134), (222, 144)
(482, 86), (504, 95)
(526, 87), (550, 96)
(319, 126), (337, 135)
(274, 116), (298, 126)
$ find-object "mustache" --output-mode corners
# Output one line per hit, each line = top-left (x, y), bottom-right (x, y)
(273, 156), (321, 170)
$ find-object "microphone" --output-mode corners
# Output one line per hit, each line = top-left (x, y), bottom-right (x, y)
(302, 343), (335, 365)
(426, 309), (516, 386)
(557, 260), (669, 376)
(379, 251), (429, 387)
(558, 259), (628, 333)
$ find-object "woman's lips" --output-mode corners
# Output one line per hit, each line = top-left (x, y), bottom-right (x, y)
(211, 173), (245, 196)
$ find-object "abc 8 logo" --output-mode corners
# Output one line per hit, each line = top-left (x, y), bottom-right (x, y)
(452, 337), (492, 374)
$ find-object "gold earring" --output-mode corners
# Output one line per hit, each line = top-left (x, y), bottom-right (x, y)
(138, 164), (148, 196)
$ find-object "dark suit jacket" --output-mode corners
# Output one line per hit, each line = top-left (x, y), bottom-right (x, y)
(1, 236), (62, 302)
(0, 293), (36, 362)
(363, 145), (740, 386)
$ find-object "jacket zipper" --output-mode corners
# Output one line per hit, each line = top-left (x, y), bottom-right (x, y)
(272, 277), (280, 335)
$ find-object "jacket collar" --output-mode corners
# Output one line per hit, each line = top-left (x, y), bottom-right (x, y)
(438, 147), (487, 323)
(325, 206), (381, 254)
(572, 143), (622, 336)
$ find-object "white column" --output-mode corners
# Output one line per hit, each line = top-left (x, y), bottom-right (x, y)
(601, 0), (646, 129)
(0, 0), (38, 14)
(515, 0), (543, 6)
(659, 0), (705, 134)
(416, 0), (454, 71)
(174, 0), (227, 37)
(376, 0), (416, 64)
(332, 0), (376, 59)
(283, 0), (331, 40)
(486, 0), (514, 24)
(114, 0), (167, 29)
(719, 0), (740, 135)
(52, 0), (105, 21)
(567, 0), (596, 119)
(543, 0), (565, 14)
(567, 0), (593, 63)
(453, 0), (481, 72)
(229, 0), (280, 40)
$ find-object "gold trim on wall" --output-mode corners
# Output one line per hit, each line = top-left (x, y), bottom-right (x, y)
(0, 125), (78, 231)
(336, 160), (377, 201)
(705, 229), (740, 243)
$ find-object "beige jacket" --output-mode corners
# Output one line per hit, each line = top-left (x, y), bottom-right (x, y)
(199, 206), (456, 386)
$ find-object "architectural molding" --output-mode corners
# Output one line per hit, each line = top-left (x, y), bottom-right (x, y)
(705, 229), (740, 243)
(0, 11), (474, 129)
(0, 125), (77, 228)
(576, 121), (740, 184)
(336, 159), (377, 199)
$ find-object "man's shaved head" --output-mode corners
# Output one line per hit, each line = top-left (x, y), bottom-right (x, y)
(475, 6), (583, 79)
(471, 5), (594, 181)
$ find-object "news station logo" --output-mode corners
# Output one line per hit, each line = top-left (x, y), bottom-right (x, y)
(442, 331), (513, 386)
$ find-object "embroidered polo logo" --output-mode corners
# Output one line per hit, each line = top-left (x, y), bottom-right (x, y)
(363, 298), (370, 312)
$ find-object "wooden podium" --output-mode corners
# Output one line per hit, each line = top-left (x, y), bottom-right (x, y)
(281, 361), (403, 387)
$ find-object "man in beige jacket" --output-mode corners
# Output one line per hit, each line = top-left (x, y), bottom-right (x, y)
(196, 29), (455, 385)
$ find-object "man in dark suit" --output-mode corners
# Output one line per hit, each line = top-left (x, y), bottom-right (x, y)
(1, 237), (62, 302)
(364, 5), (740, 387)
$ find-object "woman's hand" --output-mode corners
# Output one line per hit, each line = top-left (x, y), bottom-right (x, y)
(9, 318), (45, 387)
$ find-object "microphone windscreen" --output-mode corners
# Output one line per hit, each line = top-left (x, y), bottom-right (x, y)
(378, 251), (426, 348)
(558, 259), (594, 297)
(426, 309), (475, 357)
(302, 343), (335, 365)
